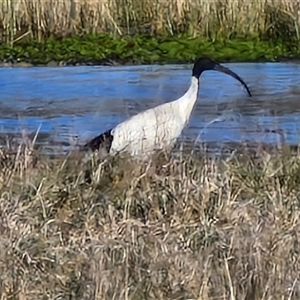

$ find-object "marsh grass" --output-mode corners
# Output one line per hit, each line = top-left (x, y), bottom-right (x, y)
(0, 0), (300, 43)
(0, 135), (300, 299)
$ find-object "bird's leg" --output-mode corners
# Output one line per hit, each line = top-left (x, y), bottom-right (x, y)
(161, 141), (176, 162)
(162, 147), (172, 162)
(165, 140), (176, 161)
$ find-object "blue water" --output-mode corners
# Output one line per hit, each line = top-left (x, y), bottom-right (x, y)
(1, 62), (300, 152)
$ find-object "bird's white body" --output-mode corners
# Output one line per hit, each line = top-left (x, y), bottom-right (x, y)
(84, 57), (251, 156)
(109, 77), (199, 156)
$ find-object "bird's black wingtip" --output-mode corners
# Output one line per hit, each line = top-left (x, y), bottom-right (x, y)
(83, 128), (114, 152)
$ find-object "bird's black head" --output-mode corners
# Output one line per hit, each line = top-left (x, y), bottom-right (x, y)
(192, 57), (252, 97)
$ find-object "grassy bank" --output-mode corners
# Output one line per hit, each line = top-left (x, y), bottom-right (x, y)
(0, 140), (300, 299)
(1, 0), (300, 65)
(1, 34), (300, 66)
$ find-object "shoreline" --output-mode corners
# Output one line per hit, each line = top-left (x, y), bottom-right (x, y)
(1, 55), (300, 69)
(2, 58), (300, 69)
(1, 34), (300, 68)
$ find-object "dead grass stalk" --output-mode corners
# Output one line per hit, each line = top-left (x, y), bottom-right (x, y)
(0, 139), (299, 299)
(0, 0), (299, 42)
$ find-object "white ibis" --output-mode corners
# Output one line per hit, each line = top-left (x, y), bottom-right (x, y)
(84, 57), (252, 156)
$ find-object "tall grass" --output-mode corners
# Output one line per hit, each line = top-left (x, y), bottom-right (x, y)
(0, 136), (300, 299)
(0, 0), (299, 43)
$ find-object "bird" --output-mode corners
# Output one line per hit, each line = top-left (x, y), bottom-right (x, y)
(83, 57), (252, 157)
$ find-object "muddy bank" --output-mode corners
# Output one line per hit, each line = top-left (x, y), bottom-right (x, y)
(1, 56), (300, 68)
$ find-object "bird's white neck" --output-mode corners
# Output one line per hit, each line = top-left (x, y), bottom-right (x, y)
(175, 76), (199, 124)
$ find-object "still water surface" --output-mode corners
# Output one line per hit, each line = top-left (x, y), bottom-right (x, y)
(1, 62), (300, 153)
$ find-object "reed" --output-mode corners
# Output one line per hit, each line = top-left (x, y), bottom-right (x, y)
(0, 0), (299, 43)
(0, 134), (300, 299)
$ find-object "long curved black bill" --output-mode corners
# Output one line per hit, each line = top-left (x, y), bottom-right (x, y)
(214, 64), (252, 97)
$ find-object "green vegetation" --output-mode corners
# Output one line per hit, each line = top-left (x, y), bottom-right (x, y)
(0, 137), (300, 299)
(1, 34), (300, 65)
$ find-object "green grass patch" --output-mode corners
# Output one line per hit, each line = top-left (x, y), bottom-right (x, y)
(1, 34), (300, 66)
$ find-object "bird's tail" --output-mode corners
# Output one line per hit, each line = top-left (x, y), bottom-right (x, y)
(81, 128), (114, 152)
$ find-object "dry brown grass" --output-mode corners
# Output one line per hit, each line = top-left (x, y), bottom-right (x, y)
(0, 138), (300, 299)
(0, 0), (300, 43)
